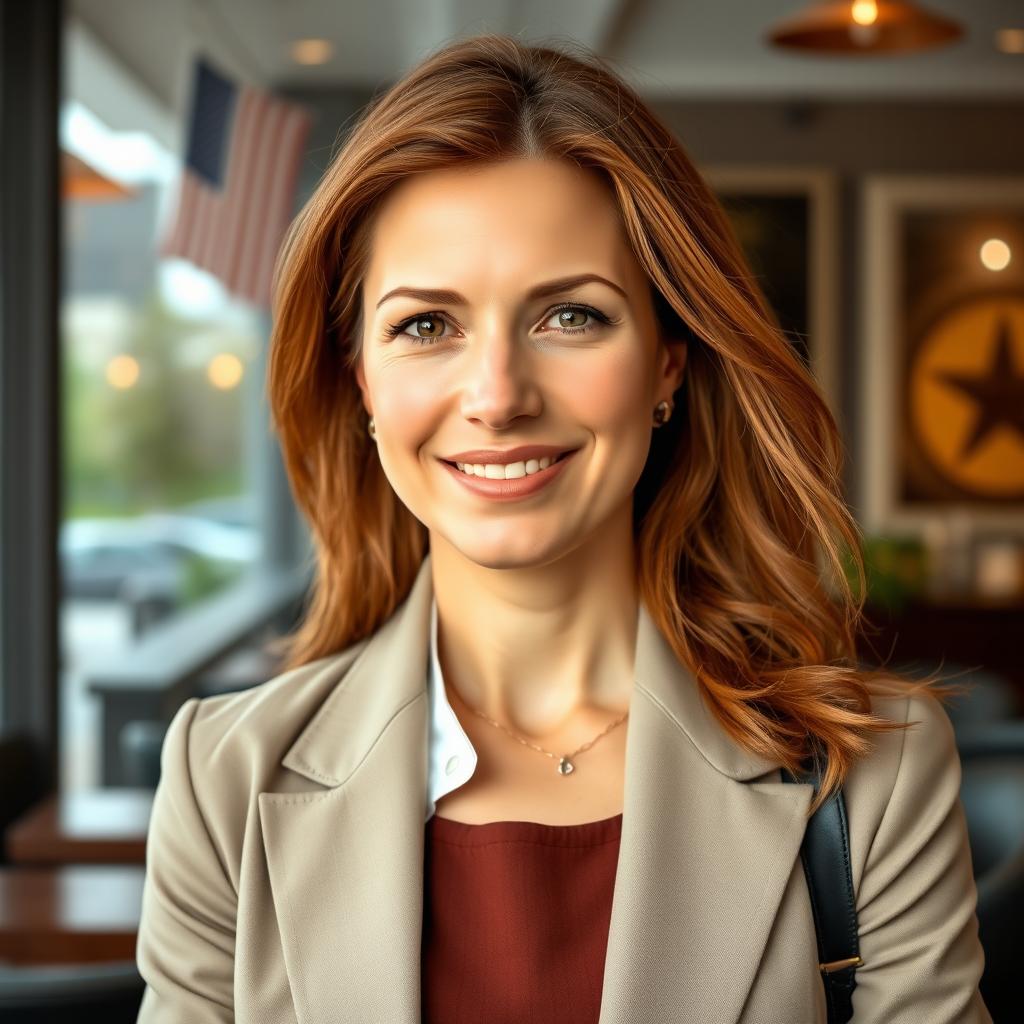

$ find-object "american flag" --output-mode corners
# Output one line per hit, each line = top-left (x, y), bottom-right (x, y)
(159, 57), (312, 309)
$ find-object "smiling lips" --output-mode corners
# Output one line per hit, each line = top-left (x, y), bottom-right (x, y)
(442, 444), (575, 465)
(438, 445), (579, 500)
(441, 444), (576, 480)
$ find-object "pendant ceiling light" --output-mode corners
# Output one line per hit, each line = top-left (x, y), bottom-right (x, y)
(768, 1), (964, 54)
(62, 151), (133, 201)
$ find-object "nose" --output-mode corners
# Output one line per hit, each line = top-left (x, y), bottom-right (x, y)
(458, 324), (543, 430)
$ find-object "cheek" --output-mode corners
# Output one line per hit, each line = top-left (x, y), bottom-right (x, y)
(368, 361), (440, 445)
(371, 382), (439, 513)
(557, 346), (651, 429)
(558, 348), (654, 492)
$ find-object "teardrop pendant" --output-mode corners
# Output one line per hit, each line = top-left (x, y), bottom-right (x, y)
(557, 756), (575, 775)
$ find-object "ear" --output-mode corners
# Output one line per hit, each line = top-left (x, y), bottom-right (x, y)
(658, 335), (688, 397)
(354, 358), (372, 416)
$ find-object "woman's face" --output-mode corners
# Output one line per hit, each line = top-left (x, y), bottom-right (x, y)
(355, 156), (687, 569)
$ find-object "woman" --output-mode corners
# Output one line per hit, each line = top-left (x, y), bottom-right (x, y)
(135, 34), (991, 1023)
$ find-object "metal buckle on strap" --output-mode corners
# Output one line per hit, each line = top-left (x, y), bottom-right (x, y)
(819, 956), (864, 975)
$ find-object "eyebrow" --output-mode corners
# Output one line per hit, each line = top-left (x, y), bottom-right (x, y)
(374, 273), (628, 311)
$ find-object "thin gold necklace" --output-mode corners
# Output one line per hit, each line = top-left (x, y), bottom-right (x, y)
(454, 686), (629, 776)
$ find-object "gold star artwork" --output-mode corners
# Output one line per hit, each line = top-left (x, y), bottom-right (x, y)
(908, 297), (1024, 499)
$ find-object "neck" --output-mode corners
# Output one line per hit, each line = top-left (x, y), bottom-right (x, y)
(429, 509), (639, 740)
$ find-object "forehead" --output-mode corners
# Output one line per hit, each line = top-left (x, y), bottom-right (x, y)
(363, 158), (639, 301)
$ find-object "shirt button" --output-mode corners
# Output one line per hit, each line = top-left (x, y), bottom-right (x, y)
(444, 755), (460, 776)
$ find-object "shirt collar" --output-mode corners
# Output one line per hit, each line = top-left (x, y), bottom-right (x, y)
(425, 596), (478, 821)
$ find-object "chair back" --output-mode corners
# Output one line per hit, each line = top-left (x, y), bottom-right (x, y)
(0, 960), (144, 1023)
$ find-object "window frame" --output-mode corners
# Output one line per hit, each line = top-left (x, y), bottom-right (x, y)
(1, 2), (310, 796)
(0, 0), (63, 808)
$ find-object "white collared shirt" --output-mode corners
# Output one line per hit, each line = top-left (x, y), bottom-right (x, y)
(425, 597), (479, 822)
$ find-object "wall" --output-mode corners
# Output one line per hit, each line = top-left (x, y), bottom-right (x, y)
(652, 98), (1024, 509)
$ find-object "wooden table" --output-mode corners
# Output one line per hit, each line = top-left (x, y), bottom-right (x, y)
(0, 864), (144, 964)
(3, 788), (153, 865)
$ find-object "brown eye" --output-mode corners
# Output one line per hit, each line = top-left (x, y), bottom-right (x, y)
(407, 315), (446, 339)
(554, 308), (589, 329)
(383, 312), (451, 346)
(546, 304), (611, 334)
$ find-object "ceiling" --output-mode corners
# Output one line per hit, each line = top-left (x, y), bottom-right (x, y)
(71, 0), (1024, 116)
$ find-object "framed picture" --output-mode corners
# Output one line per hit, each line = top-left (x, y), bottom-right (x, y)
(859, 175), (1024, 535)
(703, 165), (841, 422)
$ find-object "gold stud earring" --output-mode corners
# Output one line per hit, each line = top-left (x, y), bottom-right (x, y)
(653, 400), (671, 427)
(367, 416), (377, 440)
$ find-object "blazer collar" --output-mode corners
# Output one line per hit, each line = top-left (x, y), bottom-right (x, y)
(261, 552), (813, 1024)
(279, 552), (436, 788)
(280, 551), (780, 787)
(424, 596), (478, 819)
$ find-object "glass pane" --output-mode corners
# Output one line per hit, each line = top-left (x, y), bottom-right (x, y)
(59, 21), (264, 792)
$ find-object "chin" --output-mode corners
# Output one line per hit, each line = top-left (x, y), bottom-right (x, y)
(437, 528), (570, 572)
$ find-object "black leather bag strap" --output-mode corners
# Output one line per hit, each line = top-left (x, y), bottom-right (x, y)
(780, 761), (862, 1024)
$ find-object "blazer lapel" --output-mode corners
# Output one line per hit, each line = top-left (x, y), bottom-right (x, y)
(596, 606), (814, 1023)
(259, 555), (435, 1024)
(259, 553), (814, 1024)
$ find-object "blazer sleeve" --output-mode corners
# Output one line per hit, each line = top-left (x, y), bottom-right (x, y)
(135, 697), (236, 1023)
(851, 691), (992, 1023)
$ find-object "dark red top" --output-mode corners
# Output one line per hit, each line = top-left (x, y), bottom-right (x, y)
(421, 811), (623, 1024)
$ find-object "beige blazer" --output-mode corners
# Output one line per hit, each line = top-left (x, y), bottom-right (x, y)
(135, 553), (991, 1023)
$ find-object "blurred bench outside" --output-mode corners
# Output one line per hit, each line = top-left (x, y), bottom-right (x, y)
(83, 563), (308, 786)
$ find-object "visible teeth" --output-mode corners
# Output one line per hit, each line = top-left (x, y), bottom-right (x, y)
(455, 455), (560, 479)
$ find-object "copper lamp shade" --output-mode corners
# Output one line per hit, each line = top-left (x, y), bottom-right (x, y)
(768, 1), (964, 54)
(62, 151), (134, 201)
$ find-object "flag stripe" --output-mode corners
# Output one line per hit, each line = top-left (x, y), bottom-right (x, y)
(229, 96), (273, 301)
(264, 109), (312, 307)
(252, 104), (311, 308)
(236, 97), (286, 303)
(158, 174), (190, 258)
(172, 174), (202, 264)
(193, 178), (218, 278)
(159, 60), (311, 309)
(248, 99), (294, 303)
(219, 89), (265, 298)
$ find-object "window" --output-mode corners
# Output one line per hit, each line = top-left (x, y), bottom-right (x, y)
(58, 15), (301, 792)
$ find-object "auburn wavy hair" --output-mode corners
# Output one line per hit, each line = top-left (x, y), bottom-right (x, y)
(265, 32), (955, 813)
